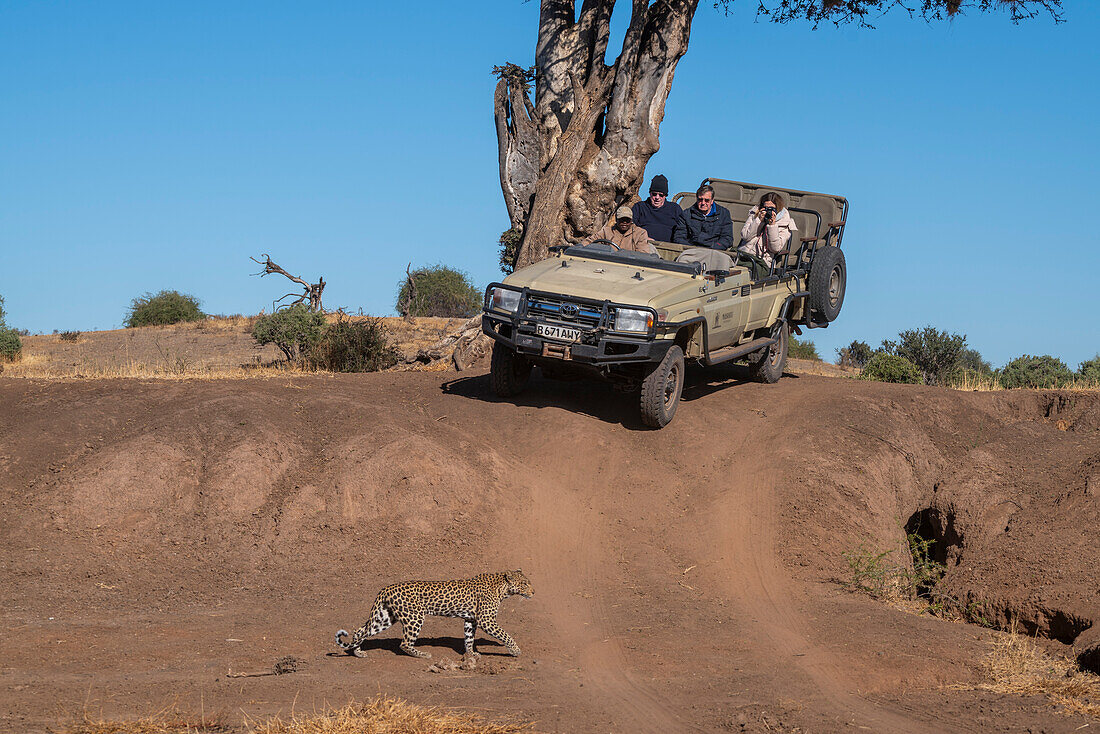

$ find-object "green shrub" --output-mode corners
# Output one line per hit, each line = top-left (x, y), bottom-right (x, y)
(125, 290), (205, 327)
(957, 347), (993, 375)
(999, 355), (1074, 389)
(498, 228), (522, 275)
(789, 337), (820, 361)
(945, 346), (995, 387)
(1077, 355), (1100, 382)
(251, 304), (326, 363)
(395, 265), (481, 318)
(860, 352), (923, 384)
(837, 340), (872, 368)
(888, 326), (967, 386)
(308, 316), (400, 372)
(0, 326), (21, 361)
(0, 293), (5, 324)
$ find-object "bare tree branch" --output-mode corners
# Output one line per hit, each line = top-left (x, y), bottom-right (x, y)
(250, 254), (326, 312)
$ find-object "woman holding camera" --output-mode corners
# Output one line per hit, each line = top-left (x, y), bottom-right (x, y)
(738, 192), (797, 267)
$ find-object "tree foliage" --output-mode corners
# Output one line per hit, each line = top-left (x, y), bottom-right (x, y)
(395, 265), (482, 318)
(0, 294), (22, 361)
(880, 326), (967, 386)
(999, 354), (1073, 389)
(860, 352), (923, 384)
(0, 327), (21, 361)
(1077, 355), (1100, 383)
(789, 337), (821, 361)
(753, 0), (1062, 28)
(498, 228), (522, 275)
(125, 290), (205, 328)
(251, 304), (326, 363)
(837, 339), (873, 368)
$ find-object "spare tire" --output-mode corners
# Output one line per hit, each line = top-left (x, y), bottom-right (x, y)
(808, 246), (846, 322)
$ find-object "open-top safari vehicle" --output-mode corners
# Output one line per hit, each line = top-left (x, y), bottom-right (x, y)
(481, 178), (848, 428)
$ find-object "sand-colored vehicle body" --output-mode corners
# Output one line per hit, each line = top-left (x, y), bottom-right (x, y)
(482, 178), (848, 427)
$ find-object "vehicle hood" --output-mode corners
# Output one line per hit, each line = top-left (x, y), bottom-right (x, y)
(503, 255), (696, 307)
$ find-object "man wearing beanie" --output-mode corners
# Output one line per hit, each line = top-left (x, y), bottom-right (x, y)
(631, 174), (683, 243)
(583, 206), (657, 254)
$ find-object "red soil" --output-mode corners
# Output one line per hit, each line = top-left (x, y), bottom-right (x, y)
(0, 369), (1097, 732)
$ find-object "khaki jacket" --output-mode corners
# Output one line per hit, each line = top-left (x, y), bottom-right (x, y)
(738, 207), (797, 266)
(584, 223), (657, 254)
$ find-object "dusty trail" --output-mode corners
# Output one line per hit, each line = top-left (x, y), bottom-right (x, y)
(1, 371), (1097, 733)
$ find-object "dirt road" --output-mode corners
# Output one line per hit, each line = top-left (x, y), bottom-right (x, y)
(1, 369), (1097, 732)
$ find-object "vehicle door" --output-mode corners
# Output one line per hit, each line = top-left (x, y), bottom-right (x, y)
(701, 271), (749, 350)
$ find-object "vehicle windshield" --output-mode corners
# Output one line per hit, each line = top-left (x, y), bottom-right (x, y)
(563, 245), (701, 276)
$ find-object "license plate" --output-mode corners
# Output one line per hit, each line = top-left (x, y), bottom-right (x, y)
(536, 323), (581, 342)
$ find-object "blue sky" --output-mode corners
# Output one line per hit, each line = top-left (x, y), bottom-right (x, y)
(1, 1), (1096, 368)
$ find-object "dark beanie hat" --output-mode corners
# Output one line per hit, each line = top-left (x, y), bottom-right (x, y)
(649, 174), (669, 195)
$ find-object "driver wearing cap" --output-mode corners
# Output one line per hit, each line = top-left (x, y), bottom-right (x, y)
(582, 206), (657, 254)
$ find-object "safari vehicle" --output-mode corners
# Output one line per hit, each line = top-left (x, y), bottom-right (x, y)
(481, 178), (848, 428)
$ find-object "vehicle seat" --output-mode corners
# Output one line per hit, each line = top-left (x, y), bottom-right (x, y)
(676, 247), (733, 272)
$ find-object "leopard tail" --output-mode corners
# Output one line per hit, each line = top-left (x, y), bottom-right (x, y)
(335, 597), (389, 653)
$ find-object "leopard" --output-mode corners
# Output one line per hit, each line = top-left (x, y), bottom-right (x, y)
(335, 569), (534, 660)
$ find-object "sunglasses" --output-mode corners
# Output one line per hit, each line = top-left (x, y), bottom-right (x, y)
(650, 192), (666, 197)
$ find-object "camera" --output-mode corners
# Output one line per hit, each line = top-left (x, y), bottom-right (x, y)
(762, 207), (777, 223)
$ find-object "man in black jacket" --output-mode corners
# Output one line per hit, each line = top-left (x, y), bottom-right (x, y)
(631, 174), (682, 243)
(671, 184), (733, 250)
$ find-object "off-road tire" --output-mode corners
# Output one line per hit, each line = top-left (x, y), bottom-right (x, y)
(808, 246), (846, 322)
(747, 323), (788, 384)
(490, 342), (531, 397)
(640, 345), (685, 428)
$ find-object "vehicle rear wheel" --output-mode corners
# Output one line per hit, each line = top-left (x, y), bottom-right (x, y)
(808, 246), (846, 322)
(490, 342), (531, 397)
(747, 322), (788, 384)
(640, 345), (685, 428)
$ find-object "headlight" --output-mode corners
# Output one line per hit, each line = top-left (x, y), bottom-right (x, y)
(490, 287), (522, 313)
(614, 307), (654, 333)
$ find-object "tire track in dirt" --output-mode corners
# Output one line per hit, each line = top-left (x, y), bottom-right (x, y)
(691, 398), (954, 733)
(512, 451), (694, 733)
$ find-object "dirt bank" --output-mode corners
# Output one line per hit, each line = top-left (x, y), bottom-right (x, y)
(0, 370), (1097, 732)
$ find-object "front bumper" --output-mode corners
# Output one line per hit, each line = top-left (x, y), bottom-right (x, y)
(482, 312), (673, 367)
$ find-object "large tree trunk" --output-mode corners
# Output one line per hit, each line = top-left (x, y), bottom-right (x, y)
(495, 0), (698, 269)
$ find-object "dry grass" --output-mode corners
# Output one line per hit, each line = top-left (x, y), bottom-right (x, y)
(1, 315), (466, 380)
(61, 698), (536, 734)
(974, 627), (1100, 719)
(63, 699), (536, 734)
(0, 354), (297, 381)
(785, 358), (859, 379)
(64, 705), (233, 733)
(248, 698), (535, 734)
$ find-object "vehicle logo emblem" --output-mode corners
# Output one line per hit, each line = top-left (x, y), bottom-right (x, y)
(559, 303), (579, 319)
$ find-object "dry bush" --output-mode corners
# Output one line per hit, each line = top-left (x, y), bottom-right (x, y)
(307, 315), (400, 372)
(249, 697), (535, 734)
(979, 626), (1100, 719)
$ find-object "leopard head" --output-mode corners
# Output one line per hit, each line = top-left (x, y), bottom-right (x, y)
(505, 569), (534, 598)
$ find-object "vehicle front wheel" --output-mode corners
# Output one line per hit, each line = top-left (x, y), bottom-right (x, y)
(747, 322), (788, 384)
(490, 342), (532, 397)
(640, 345), (685, 428)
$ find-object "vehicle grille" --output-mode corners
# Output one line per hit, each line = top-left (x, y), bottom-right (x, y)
(526, 295), (605, 329)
